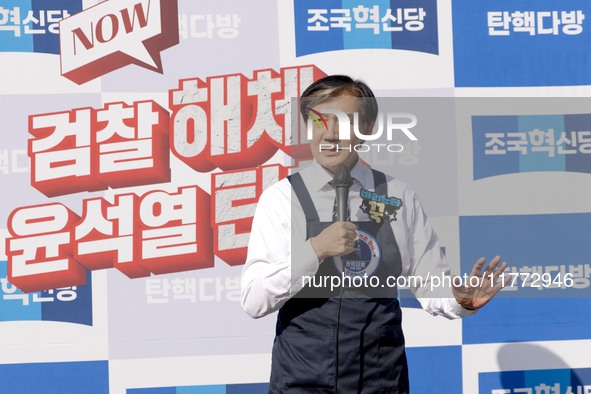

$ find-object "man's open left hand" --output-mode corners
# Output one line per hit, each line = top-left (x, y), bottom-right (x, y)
(452, 256), (512, 310)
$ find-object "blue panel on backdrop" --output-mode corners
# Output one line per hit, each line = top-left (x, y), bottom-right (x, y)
(0, 261), (93, 326)
(41, 269), (93, 326)
(342, 0), (391, 50)
(398, 288), (422, 308)
(517, 115), (565, 173)
(480, 368), (591, 394)
(127, 388), (176, 394)
(0, 0), (34, 52)
(388, 0), (438, 55)
(564, 114), (591, 173)
(0, 261), (41, 321)
(226, 383), (269, 394)
(177, 386), (225, 394)
(0, 361), (109, 394)
(460, 213), (591, 298)
(453, 0), (591, 87)
(472, 116), (520, 180)
(31, 0), (83, 54)
(472, 114), (591, 179)
(406, 346), (463, 394)
(128, 384), (269, 394)
(479, 370), (525, 394)
(294, 0), (343, 56)
(463, 298), (591, 344)
(0, 0), (83, 54)
(294, 0), (438, 56)
(460, 214), (591, 344)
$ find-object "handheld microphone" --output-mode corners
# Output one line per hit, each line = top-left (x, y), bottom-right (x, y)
(332, 164), (353, 222)
(330, 164), (353, 394)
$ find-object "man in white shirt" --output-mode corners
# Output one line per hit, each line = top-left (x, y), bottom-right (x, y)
(241, 75), (509, 393)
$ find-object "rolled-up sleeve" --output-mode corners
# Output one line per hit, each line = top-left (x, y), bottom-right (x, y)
(240, 180), (320, 319)
(405, 193), (477, 319)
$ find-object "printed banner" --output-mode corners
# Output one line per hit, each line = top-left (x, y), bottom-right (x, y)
(480, 368), (591, 394)
(473, 114), (591, 180)
(0, 0), (83, 54)
(2, 0), (591, 392)
(453, 0), (591, 87)
(294, 0), (438, 57)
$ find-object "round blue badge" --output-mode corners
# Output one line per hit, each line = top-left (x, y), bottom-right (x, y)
(332, 228), (381, 278)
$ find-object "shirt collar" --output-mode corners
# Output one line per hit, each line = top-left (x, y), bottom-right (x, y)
(303, 159), (375, 193)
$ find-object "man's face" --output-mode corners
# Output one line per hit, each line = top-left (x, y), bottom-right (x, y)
(308, 96), (372, 174)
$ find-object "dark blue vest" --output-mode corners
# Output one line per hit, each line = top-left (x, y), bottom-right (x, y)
(268, 170), (409, 394)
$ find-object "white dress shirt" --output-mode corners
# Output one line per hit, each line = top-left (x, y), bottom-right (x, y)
(241, 159), (477, 320)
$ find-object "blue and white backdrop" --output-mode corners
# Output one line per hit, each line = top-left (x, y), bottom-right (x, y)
(1, 0), (590, 393)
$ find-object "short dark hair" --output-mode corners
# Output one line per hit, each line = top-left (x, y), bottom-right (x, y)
(299, 75), (378, 128)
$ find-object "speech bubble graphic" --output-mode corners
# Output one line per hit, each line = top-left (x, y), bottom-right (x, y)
(59, 0), (179, 85)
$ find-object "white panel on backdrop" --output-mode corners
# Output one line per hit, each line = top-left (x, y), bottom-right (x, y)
(0, 229), (8, 260)
(402, 307), (462, 347)
(99, 0), (281, 93)
(106, 256), (277, 361)
(0, 53), (101, 94)
(109, 353), (272, 394)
